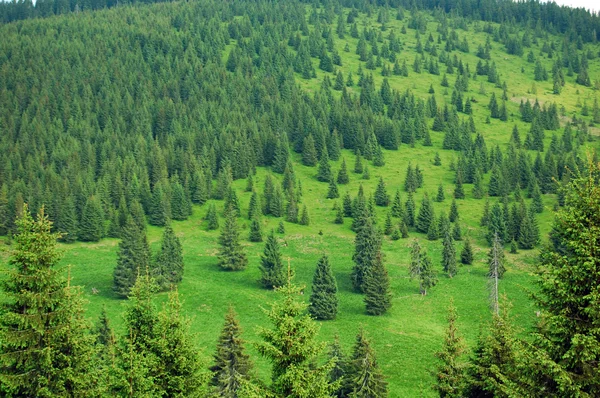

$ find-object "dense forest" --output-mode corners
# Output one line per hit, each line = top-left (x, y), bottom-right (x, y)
(0, 0), (599, 396)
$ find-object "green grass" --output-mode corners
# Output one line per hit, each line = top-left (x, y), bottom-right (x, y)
(2, 5), (600, 397)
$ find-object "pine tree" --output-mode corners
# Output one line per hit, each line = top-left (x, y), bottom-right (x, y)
(384, 212), (394, 235)
(373, 144), (385, 167)
(302, 135), (319, 166)
(427, 220), (440, 241)
(409, 239), (437, 295)
(532, 160), (600, 395)
(150, 184), (170, 227)
(530, 181), (544, 213)
(354, 150), (364, 174)
(335, 205), (344, 224)
(113, 216), (151, 298)
(433, 300), (467, 398)
(286, 197), (299, 223)
(0, 183), (8, 236)
(57, 197), (79, 242)
(309, 255), (338, 321)
(277, 221), (285, 235)
(436, 183), (446, 202)
(0, 206), (99, 396)
(217, 207), (248, 271)
(374, 177), (390, 206)
(327, 178), (340, 199)
(154, 224), (184, 290)
(364, 252), (392, 315)
(337, 158), (350, 184)
(248, 191), (260, 220)
(416, 193), (435, 233)
(79, 195), (104, 242)
(245, 174), (254, 192)
(351, 216), (382, 293)
(206, 203), (219, 230)
(249, 217), (263, 242)
(256, 271), (337, 397)
(171, 180), (191, 221)
(328, 336), (347, 397)
(486, 202), (507, 245)
(210, 306), (253, 397)
(400, 222), (409, 238)
(154, 289), (205, 397)
(300, 205), (310, 226)
(344, 329), (388, 397)
(404, 192), (416, 227)
(517, 207), (539, 249)
(317, 151), (333, 182)
(460, 238), (474, 265)
(454, 172), (465, 199)
(442, 230), (458, 278)
(449, 199), (459, 222)
(391, 190), (403, 218)
(259, 230), (286, 289)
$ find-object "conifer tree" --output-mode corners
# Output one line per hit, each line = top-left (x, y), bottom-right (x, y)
(404, 192), (416, 227)
(362, 165), (371, 180)
(460, 238), (474, 265)
(442, 230), (458, 278)
(472, 171), (485, 199)
(373, 144), (385, 167)
(259, 230), (286, 289)
(391, 190), (403, 218)
(309, 255), (338, 321)
(328, 336), (347, 397)
(249, 217), (263, 242)
(488, 232), (506, 284)
(286, 197), (299, 224)
(57, 196), (79, 242)
(154, 224), (184, 290)
(384, 212), (394, 235)
(317, 151), (333, 183)
(150, 184), (170, 227)
(409, 239), (437, 295)
(351, 216), (382, 293)
(427, 219), (440, 241)
(300, 205), (310, 226)
(171, 180), (191, 221)
(277, 221), (285, 235)
(364, 252), (392, 316)
(302, 135), (319, 166)
(452, 222), (462, 241)
(79, 195), (105, 242)
(401, 222), (409, 238)
(374, 177), (390, 206)
(517, 207), (539, 249)
(436, 183), (445, 202)
(245, 174), (254, 192)
(224, 188), (241, 218)
(337, 158), (350, 184)
(0, 206), (99, 396)
(0, 183), (8, 236)
(530, 181), (544, 213)
(206, 203), (219, 230)
(154, 289), (205, 397)
(256, 271), (337, 397)
(217, 207), (248, 271)
(335, 205), (344, 225)
(449, 199), (459, 222)
(486, 202), (507, 245)
(454, 172), (465, 199)
(433, 300), (467, 398)
(344, 329), (388, 397)
(210, 306), (253, 397)
(327, 178), (340, 199)
(354, 150), (364, 174)
(248, 191), (260, 220)
(113, 216), (152, 298)
(416, 193), (435, 233)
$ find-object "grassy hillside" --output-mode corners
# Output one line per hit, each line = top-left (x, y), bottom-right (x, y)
(1, 1), (599, 396)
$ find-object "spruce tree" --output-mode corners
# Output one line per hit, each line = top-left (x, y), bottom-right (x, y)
(317, 151), (333, 182)
(449, 199), (459, 222)
(337, 158), (350, 184)
(171, 180), (191, 221)
(249, 217), (263, 242)
(327, 178), (340, 199)
(454, 172), (465, 199)
(351, 216), (382, 293)
(206, 203), (219, 230)
(460, 238), (474, 265)
(416, 193), (435, 233)
(113, 216), (151, 298)
(0, 183), (8, 236)
(309, 255), (338, 321)
(364, 252), (392, 316)
(532, 160), (600, 395)
(248, 191), (260, 220)
(57, 197), (79, 242)
(404, 192), (416, 227)
(488, 233), (506, 282)
(391, 190), (403, 218)
(433, 300), (467, 398)
(300, 205), (310, 226)
(154, 224), (184, 290)
(328, 336), (347, 397)
(374, 177), (390, 206)
(224, 188), (241, 218)
(259, 230), (286, 289)
(486, 202), (507, 245)
(518, 207), (539, 249)
(217, 207), (248, 271)
(256, 272), (337, 397)
(210, 306), (253, 396)
(384, 212), (394, 235)
(150, 184), (170, 227)
(436, 183), (446, 202)
(0, 206), (99, 396)
(79, 195), (104, 242)
(335, 205), (344, 224)
(344, 329), (388, 397)
(442, 230), (458, 278)
(354, 150), (363, 174)
(409, 239), (438, 295)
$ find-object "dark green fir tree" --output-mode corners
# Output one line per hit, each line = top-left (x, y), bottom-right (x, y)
(217, 207), (248, 271)
(113, 216), (152, 298)
(309, 255), (338, 321)
(259, 230), (286, 289)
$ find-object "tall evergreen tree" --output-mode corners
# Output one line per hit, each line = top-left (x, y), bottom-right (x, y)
(217, 207), (248, 271)
(57, 197), (79, 243)
(442, 230), (458, 278)
(154, 224), (184, 290)
(317, 151), (333, 183)
(256, 272), (337, 397)
(351, 216), (382, 293)
(206, 203), (219, 230)
(344, 329), (388, 397)
(460, 238), (474, 265)
(302, 135), (319, 166)
(416, 193), (435, 233)
(309, 255), (338, 321)
(150, 184), (170, 227)
(518, 207), (539, 249)
(364, 252), (392, 316)
(259, 230), (286, 289)
(337, 158), (350, 184)
(249, 217), (263, 242)
(79, 195), (104, 242)
(409, 239), (437, 295)
(210, 306), (253, 397)
(433, 300), (467, 398)
(0, 206), (99, 396)
(113, 216), (152, 298)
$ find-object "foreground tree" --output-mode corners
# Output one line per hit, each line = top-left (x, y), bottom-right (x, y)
(531, 158), (600, 395)
(351, 216), (382, 292)
(259, 230), (286, 289)
(433, 300), (467, 398)
(113, 216), (152, 298)
(0, 206), (99, 396)
(210, 306), (254, 397)
(154, 224), (184, 290)
(218, 207), (248, 271)
(309, 255), (338, 320)
(344, 329), (388, 397)
(256, 271), (337, 397)
(363, 252), (392, 316)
